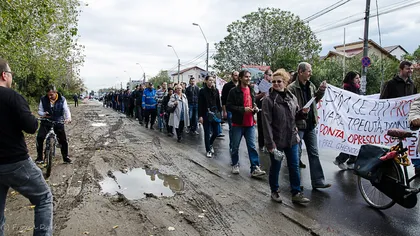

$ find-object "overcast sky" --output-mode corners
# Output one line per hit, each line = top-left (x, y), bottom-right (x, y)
(78, 0), (420, 90)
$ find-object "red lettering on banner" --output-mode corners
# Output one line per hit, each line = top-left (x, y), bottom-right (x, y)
(317, 99), (322, 109)
(347, 134), (381, 145)
(319, 124), (344, 139)
(408, 145), (417, 157)
(390, 101), (410, 117)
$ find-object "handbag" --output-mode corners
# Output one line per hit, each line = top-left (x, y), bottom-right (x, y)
(354, 144), (389, 182)
(207, 107), (222, 123)
(167, 104), (177, 113)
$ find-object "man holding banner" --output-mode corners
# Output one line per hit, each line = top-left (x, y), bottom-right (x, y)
(288, 62), (331, 189)
(381, 61), (418, 174)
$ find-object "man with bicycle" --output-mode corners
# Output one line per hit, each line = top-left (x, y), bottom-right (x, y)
(0, 58), (53, 235)
(35, 86), (72, 164)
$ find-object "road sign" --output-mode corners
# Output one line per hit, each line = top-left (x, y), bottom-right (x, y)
(361, 56), (371, 67)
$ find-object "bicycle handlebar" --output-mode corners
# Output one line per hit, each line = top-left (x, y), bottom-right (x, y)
(38, 118), (65, 125)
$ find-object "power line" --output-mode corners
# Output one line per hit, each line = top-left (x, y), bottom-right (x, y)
(304, 0), (351, 22)
(314, 0), (420, 33)
(313, 0), (415, 31)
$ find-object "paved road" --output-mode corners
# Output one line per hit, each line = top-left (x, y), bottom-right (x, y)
(174, 121), (420, 236)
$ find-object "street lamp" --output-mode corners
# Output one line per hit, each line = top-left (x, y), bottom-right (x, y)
(124, 70), (131, 89)
(136, 62), (146, 83)
(192, 22), (209, 72)
(168, 45), (180, 83)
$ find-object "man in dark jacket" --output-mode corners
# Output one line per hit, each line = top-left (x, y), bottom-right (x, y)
(380, 61), (419, 174)
(36, 85), (73, 164)
(226, 70), (266, 177)
(221, 71), (239, 152)
(0, 58), (53, 235)
(134, 85), (144, 124)
(185, 77), (200, 134)
(288, 62), (331, 189)
(73, 93), (79, 107)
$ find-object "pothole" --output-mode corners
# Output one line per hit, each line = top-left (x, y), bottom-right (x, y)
(100, 168), (184, 200)
(92, 122), (107, 127)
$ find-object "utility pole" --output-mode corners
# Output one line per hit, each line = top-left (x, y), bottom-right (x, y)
(206, 42), (209, 72)
(143, 73), (146, 83)
(177, 58), (180, 84)
(361, 0), (371, 95)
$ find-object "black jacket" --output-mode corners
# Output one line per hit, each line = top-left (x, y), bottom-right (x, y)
(221, 81), (236, 106)
(226, 85), (257, 125)
(198, 86), (222, 118)
(0, 87), (38, 164)
(380, 75), (417, 99)
(161, 94), (171, 114)
(185, 85), (200, 105)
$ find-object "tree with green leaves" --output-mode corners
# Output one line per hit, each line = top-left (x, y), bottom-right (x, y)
(0, 0), (85, 103)
(213, 8), (321, 73)
(148, 70), (171, 87)
(403, 45), (420, 63)
(312, 55), (399, 95)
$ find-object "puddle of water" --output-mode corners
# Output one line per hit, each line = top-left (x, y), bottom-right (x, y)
(100, 168), (184, 200)
(92, 122), (107, 127)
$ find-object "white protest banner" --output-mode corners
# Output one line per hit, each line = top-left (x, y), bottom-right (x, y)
(258, 79), (271, 93)
(318, 85), (420, 158)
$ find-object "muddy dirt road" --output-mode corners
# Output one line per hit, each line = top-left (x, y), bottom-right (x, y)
(4, 100), (331, 236)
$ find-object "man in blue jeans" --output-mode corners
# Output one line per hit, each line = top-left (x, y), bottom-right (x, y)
(288, 62), (331, 189)
(227, 70), (266, 177)
(221, 71), (239, 153)
(0, 58), (53, 235)
(185, 77), (200, 134)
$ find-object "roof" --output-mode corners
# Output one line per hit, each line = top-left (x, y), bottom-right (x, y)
(326, 39), (398, 60)
(383, 45), (408, 54)
(171, 66), (205, 76)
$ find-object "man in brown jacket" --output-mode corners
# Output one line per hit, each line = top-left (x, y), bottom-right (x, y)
(287, 62), (331, 190)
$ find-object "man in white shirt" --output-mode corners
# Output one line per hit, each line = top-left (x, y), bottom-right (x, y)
(36, 85), (72, 164)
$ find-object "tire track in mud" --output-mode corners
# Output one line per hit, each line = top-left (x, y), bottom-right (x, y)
(53, 108), (115, 234)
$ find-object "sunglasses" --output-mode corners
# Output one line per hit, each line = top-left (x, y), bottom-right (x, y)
(267, 74), (273, 76)
(271, 80), (284, 84)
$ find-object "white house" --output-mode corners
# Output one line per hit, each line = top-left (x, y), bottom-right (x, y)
(171, 66), (206, 84)
(383, 45), (409, 60)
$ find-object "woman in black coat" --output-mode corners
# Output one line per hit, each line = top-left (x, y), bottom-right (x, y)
(333, 71), (360, 170)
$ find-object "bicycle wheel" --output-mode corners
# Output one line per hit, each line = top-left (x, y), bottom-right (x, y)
(358, 160), (403, 210)
(45, 136), (55, 178)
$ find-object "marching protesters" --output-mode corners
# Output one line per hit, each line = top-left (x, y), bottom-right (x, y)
(226, 70), (266, 177)
(221, 71), (239, 153)
(198, 75), (222, 158)
(168, 85), (190, 142)
(288, 62), (331, 189)
(156, 82), (168, 132)
(134, 84), (145, 125)
(381, 61), (418, 174)
(333, 71), (361, 170)
(262, 69), (310, 203)
(255, 69), (273, 152)
(142, 82), (157, 129)
(162, 88), (174, 136)
(185, 77), (200, 134)
(0, 58), (53, 235)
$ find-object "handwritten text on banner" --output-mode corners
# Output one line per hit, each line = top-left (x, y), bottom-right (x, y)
(318, 85), (420, 159)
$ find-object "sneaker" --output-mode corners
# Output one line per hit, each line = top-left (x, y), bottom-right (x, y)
(185, 129), (190, 134)
(231, 165), (240, 174)
(299, 160), (306, 168)
(35, 158), (44, 164)
(333, 160), (347, 170)
(312, 183), (332, 189)
(210, 145), (214, 154)
(217, 134), (225, 138)
(347, 163), (355, 170)
(194, 131), (199, 135)
(271, 191), (283, 203)
(63, 157), (73, 164)
(292, 192), (310, 204)
(206, 151), (212, 158)
(251, 166), (266, 177)
(150, 126), (154, 130)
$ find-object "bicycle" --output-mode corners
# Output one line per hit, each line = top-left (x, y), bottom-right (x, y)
(38, 118), (64, 178)
(356, 128), (419, 210)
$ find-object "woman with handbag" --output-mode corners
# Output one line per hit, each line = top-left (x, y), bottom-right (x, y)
(261, 69), (310, 204)
(168, 85), (190, 142)
(198, 75), (222, 158)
